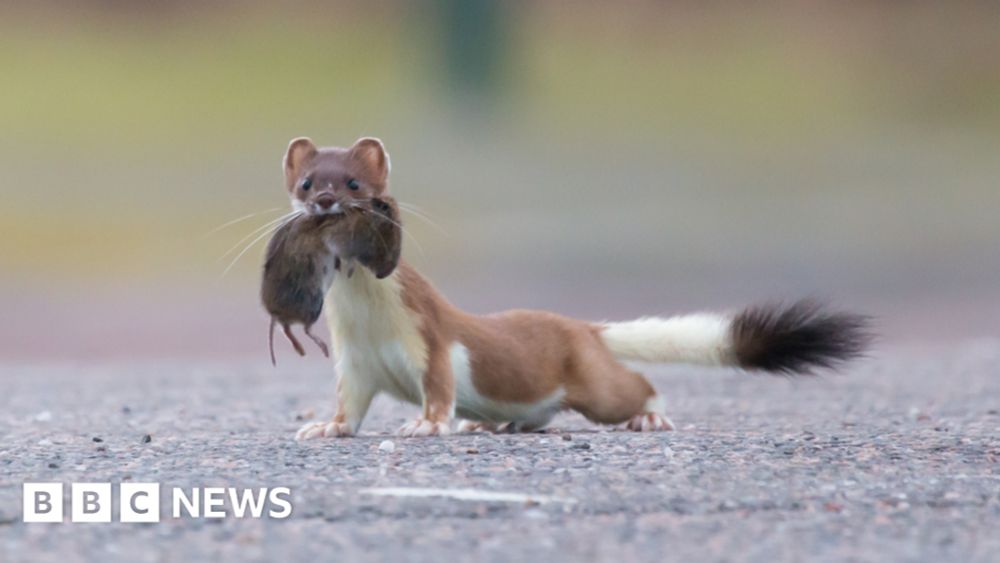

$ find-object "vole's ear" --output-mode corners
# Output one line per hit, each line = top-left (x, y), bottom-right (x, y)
(349, 137), (391, 186)
(283, 137), (317, 190)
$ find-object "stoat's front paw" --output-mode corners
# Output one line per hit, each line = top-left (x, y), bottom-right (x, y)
(397, 418), (451, 437)
(625, 412), (675, 432)
(295, 420), (354, 440)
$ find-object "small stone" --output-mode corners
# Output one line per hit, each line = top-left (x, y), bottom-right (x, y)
(571, 442), (591, 450)
(466, 448), (480, 454)
(47, 462), (59, 469)
(522, 508), (548, 520)
(34, 411), (52, 422)
(141, 434), (152, 444)
(663, 446), (674, 458)
(561, 434), (572, 441)
(121, 406), (132, 414)
(92, 437), (103, 443)
(37, 439), (53, 447)
(378, 440), (395, 453)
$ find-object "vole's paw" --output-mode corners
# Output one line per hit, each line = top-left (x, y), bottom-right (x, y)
(295, 420), (353, 440)
(397, 418), (451, 437)
(456, 420), (498, 434)
(625, 412), (675, 432)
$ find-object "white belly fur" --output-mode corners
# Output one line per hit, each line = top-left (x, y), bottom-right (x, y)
(325, 268), (427, 405)
(450, 343), (565, 429)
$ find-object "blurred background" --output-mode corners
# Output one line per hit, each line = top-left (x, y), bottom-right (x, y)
(1, 0), (998, 362)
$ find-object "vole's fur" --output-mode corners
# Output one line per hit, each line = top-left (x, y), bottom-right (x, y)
(284, 137), (871, 438)
(261, 196), (401, 365)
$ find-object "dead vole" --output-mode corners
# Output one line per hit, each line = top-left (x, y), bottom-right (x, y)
(261, 196), (402, 365)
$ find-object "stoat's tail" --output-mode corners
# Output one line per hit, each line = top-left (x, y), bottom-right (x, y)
(599, 300), (871, 374)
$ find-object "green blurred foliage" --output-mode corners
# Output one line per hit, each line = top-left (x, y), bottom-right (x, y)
(0, 1), (997, 291)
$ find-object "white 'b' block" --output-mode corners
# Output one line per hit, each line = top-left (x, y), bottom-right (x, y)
(22, 483), (63, 523)
(71, 483), (111, 523)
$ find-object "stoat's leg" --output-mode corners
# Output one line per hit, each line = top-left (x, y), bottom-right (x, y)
(565, 338), (674, 431)
(303, 323), (330, 358)
(296, 365), (377, 440)
(398, 340), (454, 437)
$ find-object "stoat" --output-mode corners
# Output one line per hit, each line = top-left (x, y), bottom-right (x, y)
(281, 137), (870, 439)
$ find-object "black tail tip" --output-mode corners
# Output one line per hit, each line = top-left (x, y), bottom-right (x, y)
(731, 300), (873, 374)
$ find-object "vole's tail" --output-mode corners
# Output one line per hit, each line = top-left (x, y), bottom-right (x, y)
(599, 300), (871, 374)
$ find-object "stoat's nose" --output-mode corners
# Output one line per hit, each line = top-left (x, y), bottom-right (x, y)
(315, 194), (335, 210)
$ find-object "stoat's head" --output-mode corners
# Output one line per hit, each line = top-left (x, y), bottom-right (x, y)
(282, 136), (390, 216)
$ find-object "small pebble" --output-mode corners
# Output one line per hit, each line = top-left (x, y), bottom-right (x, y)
(34, 411), (52, 422)
(378, 440), (395, 453)
(571, 442), (591, 450)
(37, 439), (53, 447)
(92, 437), (103, 443)
(47, 462), (59, 469)
(561, 434), (572, 441)
(121, 406), (132, 414)
(522, 508), (548, 520)
(466, 448), (480, 454)
(141, 434), (152, 444)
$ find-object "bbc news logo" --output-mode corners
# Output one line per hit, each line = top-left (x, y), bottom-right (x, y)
(23, 483), (292, 523)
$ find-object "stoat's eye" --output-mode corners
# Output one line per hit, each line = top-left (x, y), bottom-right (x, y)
(346, 178), (360, 191)
(301, 178), (312, 191)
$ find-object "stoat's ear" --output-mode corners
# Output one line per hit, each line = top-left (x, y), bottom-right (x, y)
(283, 137), (317, 190)
(349, 137), (391, 186)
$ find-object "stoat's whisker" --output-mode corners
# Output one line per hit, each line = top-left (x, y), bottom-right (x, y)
(220, 211), (302, 279)
(218, 210), (301, 262)
(350, 198), (447, 236)
(396, 200), (448, 236)
(346, 202), (392, 256)
(203, 207), (285, 238)
(350, 202), (425, 257)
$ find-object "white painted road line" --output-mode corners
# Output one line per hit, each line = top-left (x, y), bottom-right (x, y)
(359, 487), (576, 505)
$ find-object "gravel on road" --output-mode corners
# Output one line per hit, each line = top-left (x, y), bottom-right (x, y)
(1, 344), (999, 562)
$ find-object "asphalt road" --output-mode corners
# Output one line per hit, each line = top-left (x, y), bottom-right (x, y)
(1, 344), (999, 562)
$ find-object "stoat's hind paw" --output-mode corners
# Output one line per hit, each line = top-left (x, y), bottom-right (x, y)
(295, 420), (353, 440)
(397, 418), (451, 437)
(625, 412), (675, 432)
(456, 420), (499, 434)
